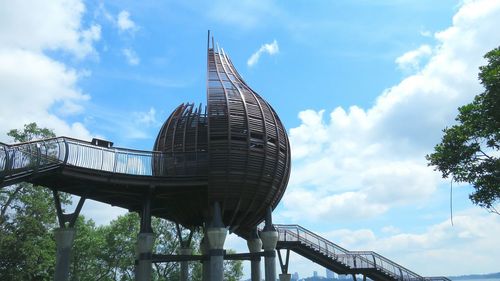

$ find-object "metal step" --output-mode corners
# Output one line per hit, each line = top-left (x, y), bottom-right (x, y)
(275, 224), (451, 281)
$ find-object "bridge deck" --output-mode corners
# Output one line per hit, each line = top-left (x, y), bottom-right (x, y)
(1, 138), (451, 280)
(0, 137), (208, 226)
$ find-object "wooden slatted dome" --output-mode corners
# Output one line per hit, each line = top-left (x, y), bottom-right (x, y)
(154, 35), (291, 236)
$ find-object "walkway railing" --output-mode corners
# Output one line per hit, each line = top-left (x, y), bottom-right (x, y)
(0, 137), (208, 185)
(275, 224), (450, 281)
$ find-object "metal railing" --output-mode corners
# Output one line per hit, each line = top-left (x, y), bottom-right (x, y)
(0, 137), (208, 184)
(274, 224), (450, 281)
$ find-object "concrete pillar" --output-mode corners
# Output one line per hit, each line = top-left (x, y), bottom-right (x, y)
(261, 207), (278, 281)
(54, 228), (76, 281)
(135, 232), (155, 281)
(279, 274), (292, 281)
(206, 227), (227, 281)
(261, 230), (278, 281)
(200, 237), (210, 281)
(206, 201), (227, 281)
(179, 247), (191, 281)
(247, 236), (262, 281)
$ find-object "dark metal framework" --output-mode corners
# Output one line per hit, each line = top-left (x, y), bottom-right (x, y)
(1, 34), (291, 238)
(0, 35), (452, 280)
(153, 33), (291, 236)
(0, 136), (208, 227)
(274, 224), (451, 281)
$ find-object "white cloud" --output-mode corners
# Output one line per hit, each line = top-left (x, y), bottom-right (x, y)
(395, 44), (432, 71)
(381, 225), (401, 235)
(79, 199), (128, 226)
(0, 0), (100, 59)
(247, 40), (279, 67)
(282, 187), (389, 221)
(97, 5), (138, 35)
(282, 0), (500, 222)
(117, 10), (136, 32)
(322, 209), (500, 276)
(134, 108), (158, 126)
(0, 0), (97, 142)
(122, 48), (140, 65)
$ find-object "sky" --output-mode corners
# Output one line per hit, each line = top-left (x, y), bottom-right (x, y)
(1, 0), (499, 278)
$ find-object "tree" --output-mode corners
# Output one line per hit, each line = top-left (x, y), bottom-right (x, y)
(223, 250), (243, 281)
(0, 122), (63, 280)
(69, 212), (243, 281)
(1, 123), (243, 280)
(70, 217), (110, 281)
(427, 46), (500, 213)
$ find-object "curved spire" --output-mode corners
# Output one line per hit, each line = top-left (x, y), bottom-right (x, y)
(206, 33), (291, 232)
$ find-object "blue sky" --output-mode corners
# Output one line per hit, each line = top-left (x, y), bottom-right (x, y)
(1, 0), (500, 278)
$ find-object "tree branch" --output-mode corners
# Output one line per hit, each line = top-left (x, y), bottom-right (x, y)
(488, 205), (500, 215)
(478, 148), (494, 160)
(0, 185), (24, 224)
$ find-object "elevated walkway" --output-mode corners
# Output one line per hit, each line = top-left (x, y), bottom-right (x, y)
(0, 137), (208, 186)
(275, 224), (450, 281)
(1, 138), (451, 280)
(0, 137), (208, 223)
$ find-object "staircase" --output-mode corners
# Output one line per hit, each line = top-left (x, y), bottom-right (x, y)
(274, 224), (450, 281)
(1, 140), (452, 281)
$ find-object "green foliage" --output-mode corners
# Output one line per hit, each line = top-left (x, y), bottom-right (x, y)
(0, 123), (60, 280)
(427, 46), (500, 212)
(1, 123), (243, 280)
(69, 213), (243, 281)
(7, 122), (56, 142)
(70, 217), (109, 281)
(223, 250), (244, 281)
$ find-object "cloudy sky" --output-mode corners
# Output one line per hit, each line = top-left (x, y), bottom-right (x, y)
(1, 0), (499, 278)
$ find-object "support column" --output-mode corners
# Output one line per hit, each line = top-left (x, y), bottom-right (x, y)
(261, 207), (278, 281)
(136, 232), (155, 281)
(277, 249), (291, 281)
(247, 229), (262, 281)
(176, 223), (194, 281)
(200, 237), (210, 281)
(135, 188), (155, 281)
(279, 274), (292, 281)
(54, 228), (76, 281)
(206, 202), (227, 281)
(179, 247), (191, 281)
(53, 191), (85, 281)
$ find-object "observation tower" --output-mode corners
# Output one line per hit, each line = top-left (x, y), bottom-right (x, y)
(153, 33), (291, 237)
(0, 33), (451, 281)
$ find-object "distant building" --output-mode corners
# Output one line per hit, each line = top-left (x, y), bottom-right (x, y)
(326, 269), (335, 279)
(313, 271), (318, 278)
(292, 272), (299, 281)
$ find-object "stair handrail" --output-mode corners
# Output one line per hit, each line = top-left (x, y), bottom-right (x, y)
(275, 224), (350, 256)
(275, 224), (429, 281)
(424, 277), (451, 281)
(350, 250), (422, 280)
(276, 225), (379, 270)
